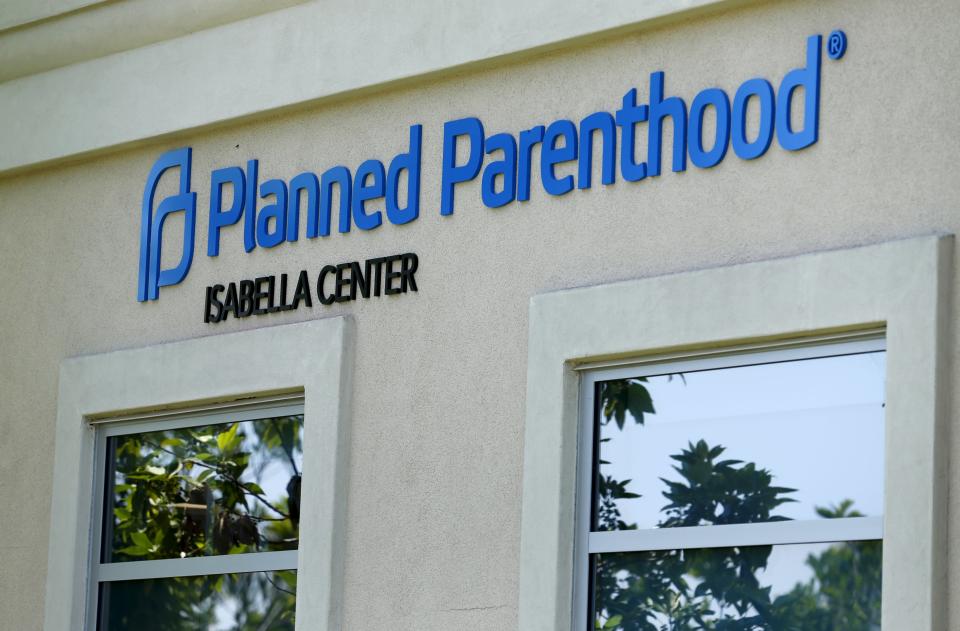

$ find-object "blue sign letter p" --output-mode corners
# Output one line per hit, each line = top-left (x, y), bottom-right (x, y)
(138, 148), (197, 301)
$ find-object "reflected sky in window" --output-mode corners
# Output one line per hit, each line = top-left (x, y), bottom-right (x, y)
(596, 352), (885, 530)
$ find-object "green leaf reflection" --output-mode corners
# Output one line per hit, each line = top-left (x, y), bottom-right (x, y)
(594, 378), (882, 631)
(109, 415), (303, 562)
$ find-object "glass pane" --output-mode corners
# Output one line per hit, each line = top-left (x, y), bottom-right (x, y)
(97, 570), (296, 631)
(103, 415), (303, 562)
(592, 541), (881, 630)
(595, 351), (885, 531)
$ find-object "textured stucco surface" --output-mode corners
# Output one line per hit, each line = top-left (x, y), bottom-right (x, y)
(1, 0), (959, 629)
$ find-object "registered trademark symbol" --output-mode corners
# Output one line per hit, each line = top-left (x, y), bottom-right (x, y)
(827, 30), (847, 60)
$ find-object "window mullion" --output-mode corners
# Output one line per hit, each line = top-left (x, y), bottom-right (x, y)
(96, 549), (299, 583)
(588, 516), (883, 555)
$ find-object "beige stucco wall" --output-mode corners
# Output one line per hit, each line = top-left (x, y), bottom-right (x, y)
(0, 0), (107, 31)
(1, 0), (959, 629)
(0, 0), (743, 174)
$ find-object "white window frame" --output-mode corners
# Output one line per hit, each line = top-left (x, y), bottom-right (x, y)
(574, 336), (886, 627)
(89, 399), (305, 630)
(43, 317), (354, 631)
(518, 235), (951, 631)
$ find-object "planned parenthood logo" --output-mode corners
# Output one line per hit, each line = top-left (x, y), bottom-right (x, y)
(136, 31), (847, 305)
(137, 148), (197, 301)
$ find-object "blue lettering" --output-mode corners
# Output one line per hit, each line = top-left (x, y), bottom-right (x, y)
(140, 33), (834, 304)
(243, 159), (258, 252)
(732, 78), (776, 160)
(386, 124), (422, 225)
(688, 88), (731, 169)
(352, 159), (385, 231)
(517, 125), (545, 202)
(286, 172), (319, 241)
(322, 166), (352, 234)
(615, 89), (648, 182)
(256, 178), (287, 248)
(541, 119), (578, 196)
(481, 132), (518, 208)
(777, 34), (822, 151)
(440, 117), (485, 215)
(648, 71), (687, 176)
(578, 112), (617, 189)
(207, 166), (244, 257)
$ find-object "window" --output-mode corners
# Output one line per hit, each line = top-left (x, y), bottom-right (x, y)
(45, 318), (353, 631)
(576, 340), (885, 630)
(517, 237), (948, 631)
(90, 402), (304, 630)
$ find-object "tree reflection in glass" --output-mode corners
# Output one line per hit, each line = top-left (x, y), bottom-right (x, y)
(593, 352), (885, 630)
(594, 542), (881, 631)
(104, 415), (303, 562)
(99, 570), (297, 631)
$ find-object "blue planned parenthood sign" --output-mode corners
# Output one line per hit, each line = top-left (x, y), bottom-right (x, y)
(136, 32), (844, 321)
